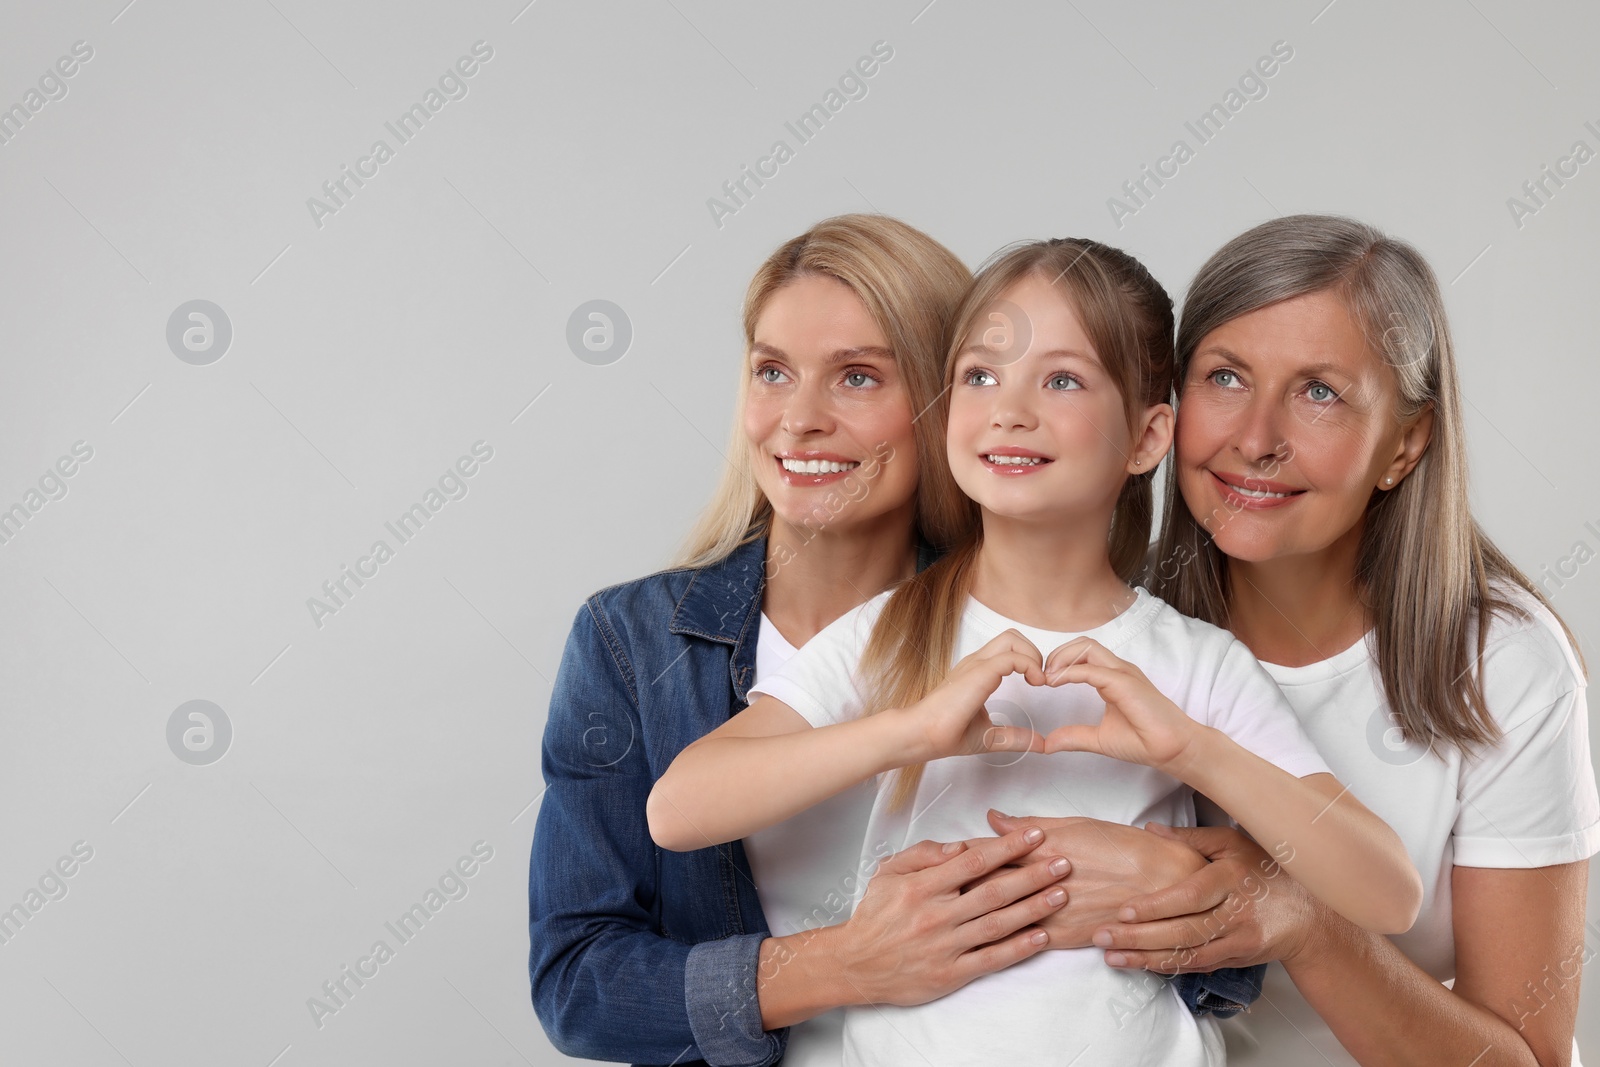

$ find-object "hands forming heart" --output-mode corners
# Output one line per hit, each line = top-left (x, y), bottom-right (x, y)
(905, 629), (1200, 775)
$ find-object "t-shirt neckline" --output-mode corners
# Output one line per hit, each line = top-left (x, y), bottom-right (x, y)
(963, 585), (1161, 652)
(1257, 628), (1373, 686)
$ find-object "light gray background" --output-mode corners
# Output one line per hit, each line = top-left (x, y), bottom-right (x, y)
(1, 0), (1596, 1064)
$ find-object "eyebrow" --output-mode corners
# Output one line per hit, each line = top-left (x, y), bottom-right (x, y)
(959, 345), (1101, 367)
(750, 342), (895, 364)
(1191, 346), (1350, 379)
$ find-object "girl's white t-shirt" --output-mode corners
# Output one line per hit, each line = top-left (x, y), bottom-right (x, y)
(1220, 585), (1600, 1066)
(742, 612), (875, 1067)
(749, 586), (1332, 1067)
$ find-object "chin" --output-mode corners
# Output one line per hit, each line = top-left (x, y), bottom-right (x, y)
(1207, 524), (1294, 564)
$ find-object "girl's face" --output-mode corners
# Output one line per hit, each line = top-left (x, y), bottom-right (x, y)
(1174, 289), (1432, 563)
(744, 274), (920, 532)
(946, 273), (1167, 526)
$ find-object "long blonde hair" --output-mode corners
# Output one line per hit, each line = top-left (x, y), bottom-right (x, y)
(855, 238), (1177, 810)
(671, 214), (972, 568)
(1149, 213), (1584, 753)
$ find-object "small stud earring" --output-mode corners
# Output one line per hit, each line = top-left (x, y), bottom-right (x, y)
(1384, 477), (1394, 486)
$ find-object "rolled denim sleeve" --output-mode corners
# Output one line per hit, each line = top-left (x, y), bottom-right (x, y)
(529, 602), (784, 1066)
(1175, 966), (1266, 1017)
(685, 932), (784, 1064)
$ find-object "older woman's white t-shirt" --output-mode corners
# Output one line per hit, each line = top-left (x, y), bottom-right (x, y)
(1220, 585), (1600, 1066)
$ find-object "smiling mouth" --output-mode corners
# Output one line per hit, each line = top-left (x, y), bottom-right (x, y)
(1209, 470), (1306, 503)
(982, 453), (1051, 467)
(778, 457), (859, 474)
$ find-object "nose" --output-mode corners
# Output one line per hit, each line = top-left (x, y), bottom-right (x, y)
(1232, 394), (1290, 467)
(989, 382), (1038, 433)
(781, 378), (835, 437)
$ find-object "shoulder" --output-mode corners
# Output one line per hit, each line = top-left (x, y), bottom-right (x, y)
(1137, 588), (1245, 657)
(1474, 580), (1586, 727)
(819, 588), (898, 647)
(565, 563), (716, 677)
(584, 563), (701, 624)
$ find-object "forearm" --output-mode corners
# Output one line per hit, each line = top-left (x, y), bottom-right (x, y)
(756, 924), (862, 1029)
(649, 711), (915, 850)
(1283, 906), (1543, 1067)
(1168, 729), (1419, 932)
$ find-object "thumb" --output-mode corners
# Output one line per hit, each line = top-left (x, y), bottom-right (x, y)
(1045, 724), (1099, 755)
(987, 809), (1027, 835)
(1141, 822), (1240, 860)
(876, 837), (966, 876)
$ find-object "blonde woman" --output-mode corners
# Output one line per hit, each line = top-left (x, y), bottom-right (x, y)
(531, 216), (1213, 1066)
(1011, 215), (1598, 1066)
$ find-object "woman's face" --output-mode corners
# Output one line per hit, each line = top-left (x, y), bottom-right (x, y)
(946, 273), (1150, 526)
(1174, 288), (1428, 563)
(743, 274), (920, 533)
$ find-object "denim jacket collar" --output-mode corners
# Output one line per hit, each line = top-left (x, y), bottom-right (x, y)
(668, 527), (939, 705)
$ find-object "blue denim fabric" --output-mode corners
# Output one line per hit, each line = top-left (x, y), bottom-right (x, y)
(528, 530), (1264, 1066)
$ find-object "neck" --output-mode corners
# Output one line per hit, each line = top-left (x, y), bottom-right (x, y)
(761, 500), (920, 647)
(969, 510), (1131, 632)
(1226, 519), (1369, 667)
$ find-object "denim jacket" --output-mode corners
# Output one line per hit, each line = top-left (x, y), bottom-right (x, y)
(529, 530), (1264, 1067)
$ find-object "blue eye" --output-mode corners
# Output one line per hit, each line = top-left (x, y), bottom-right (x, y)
(1306, 381), (1338, 403)
(1209, 369), (1242, 389)
(844, 371), (880, 388)
(1048, 373), (1083, 391)
(963, 368), (996, 386)
(755, 364), (788, 384)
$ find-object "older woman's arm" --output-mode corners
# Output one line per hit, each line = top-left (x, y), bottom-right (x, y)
(1089, 825), (1590, 1067)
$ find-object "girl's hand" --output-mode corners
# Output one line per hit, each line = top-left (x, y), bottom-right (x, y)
(1041, 637), (1204, 773)
(905, 630), (1049, 761)
(967, 811), (1209, 949)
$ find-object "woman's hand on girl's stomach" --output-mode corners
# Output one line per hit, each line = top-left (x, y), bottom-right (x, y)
(1087, 823), (1320, 973)
(902, 630), (1049, 760)
(968, 811), (1209, 948)
(832, 824), (1074, 1006)
(1041, 637), (1205, 773)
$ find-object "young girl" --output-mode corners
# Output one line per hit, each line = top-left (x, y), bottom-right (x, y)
(648, 238), (1423, 1067)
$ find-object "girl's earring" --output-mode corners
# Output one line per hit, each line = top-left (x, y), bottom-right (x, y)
(1384, 476), (1394, 486)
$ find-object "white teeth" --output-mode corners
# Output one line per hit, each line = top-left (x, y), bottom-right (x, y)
(1231, 484), (1293, 499)
(985, 454), (1046, 466)
(780, 457), (860, 474)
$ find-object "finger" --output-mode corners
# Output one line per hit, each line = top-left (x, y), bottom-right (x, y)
(954, 879), (1070, 962)
(925, 825), (1046, 892)
(980, 723), (1047, 753)
(1140, 822), (1245, 861)
(1105, 940), (1244, 974)
(975, 629), (1045, 664)
(986, 808), (1015, 835)
(1113, 862), (1236, 923)
(1044, 662), (1122, 690)
(950, 853), (1071, 925)
(955, 925), (1052, 981)
(979, 649), (1047, 687)
(1043, 636), (1122, 675)
(1043, 723), (1102, 755)
(876, 838), (967, 876)
(1091, 916), (1219, 953)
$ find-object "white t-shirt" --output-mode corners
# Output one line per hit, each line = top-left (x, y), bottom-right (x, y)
(1221, 585), (1600, 1066)
(742, 612), (875, 1067)
(749, 586), (1332, 1067)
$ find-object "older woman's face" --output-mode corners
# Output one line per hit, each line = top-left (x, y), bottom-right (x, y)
(1174, 289), (1423, 563)
(743, 274), (920, 533)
